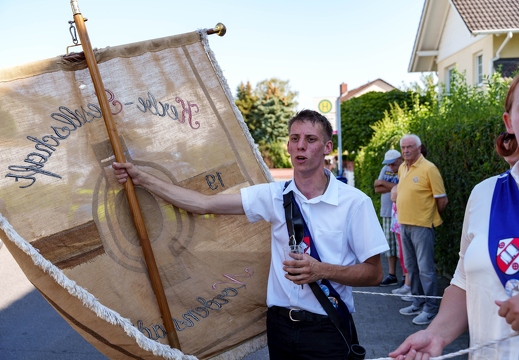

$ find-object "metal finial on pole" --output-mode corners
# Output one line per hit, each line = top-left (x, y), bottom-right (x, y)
(206, 22), (226, 36)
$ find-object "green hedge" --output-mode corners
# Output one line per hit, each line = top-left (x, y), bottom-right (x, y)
(340, 89), (431, 159)
(355, 72), (511, 275)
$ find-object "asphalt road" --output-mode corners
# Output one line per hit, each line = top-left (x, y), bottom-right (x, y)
(0, 242), (469, 359)
(0, 241), (107, 359)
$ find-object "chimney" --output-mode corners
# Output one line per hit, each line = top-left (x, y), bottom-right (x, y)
(340, 83), (348, 96)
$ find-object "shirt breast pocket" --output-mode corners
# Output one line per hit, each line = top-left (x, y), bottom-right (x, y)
(314, 229), (344, 264)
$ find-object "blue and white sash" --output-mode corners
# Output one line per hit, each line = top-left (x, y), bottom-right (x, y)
(489, 170), (519, 297)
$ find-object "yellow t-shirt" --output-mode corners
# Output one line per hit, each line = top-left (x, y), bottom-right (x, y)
(397, 155), (446, 228)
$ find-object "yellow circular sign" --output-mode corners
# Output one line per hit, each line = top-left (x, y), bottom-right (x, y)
(318, 99), (333, 113)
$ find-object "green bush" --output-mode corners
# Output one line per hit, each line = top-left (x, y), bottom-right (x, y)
(355, 71), (511, 275)
(235, 78), (297, 168)
(340, 89), (431, 159)
(259, 140), (292, 169)
(356, 103), (414, 214)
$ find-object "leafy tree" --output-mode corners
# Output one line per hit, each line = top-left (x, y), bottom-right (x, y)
(235, 81), (257, 121)
(235, 78), (298, 168)
(259, 141), (291, 169)
(340, 79), (434, 159)
(400, 73), (438, 97)
(254, 78), (298, 106)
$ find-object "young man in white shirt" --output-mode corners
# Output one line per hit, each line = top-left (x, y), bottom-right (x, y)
(113, 109), (388, 359)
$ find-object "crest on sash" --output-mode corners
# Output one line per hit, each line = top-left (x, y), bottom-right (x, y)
(489, 171), (519, 298)
(496, 237), (519, 275)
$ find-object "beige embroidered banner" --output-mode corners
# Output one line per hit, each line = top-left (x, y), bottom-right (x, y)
(0, 30), (271, 359)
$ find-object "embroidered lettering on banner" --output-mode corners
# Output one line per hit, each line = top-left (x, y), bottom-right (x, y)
(5, 89), (200, 188)
(135, 268), (255, 337)
(135, 285), (244, 337)
(6, 104), (103, 188)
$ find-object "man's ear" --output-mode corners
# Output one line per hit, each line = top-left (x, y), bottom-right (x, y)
(324, 140), (333, 155)
(503, 112), (514, 134)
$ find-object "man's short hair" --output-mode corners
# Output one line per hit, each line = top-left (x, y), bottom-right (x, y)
(288, 109), (333, 142)
(400, 134), (422, 147)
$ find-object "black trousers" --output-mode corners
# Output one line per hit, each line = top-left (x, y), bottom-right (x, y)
(266, 307), (357, 360)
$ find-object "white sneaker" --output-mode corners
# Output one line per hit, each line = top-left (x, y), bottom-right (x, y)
(399, 304), (422, 316)
(392, 285), (411, 295)
(401, 295), (414, 302)
(412, 311), (436, 325)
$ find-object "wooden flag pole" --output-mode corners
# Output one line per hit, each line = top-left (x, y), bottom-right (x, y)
(69, 0), (181, 350)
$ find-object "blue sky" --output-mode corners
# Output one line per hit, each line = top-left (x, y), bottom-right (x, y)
(0, 0), (427, 110)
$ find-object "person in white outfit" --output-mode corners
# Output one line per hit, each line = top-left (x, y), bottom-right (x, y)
(390, 74), (519, 359)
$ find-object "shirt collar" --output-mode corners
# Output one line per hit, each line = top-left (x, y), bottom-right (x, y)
(402, 154), (425, 178)
(511, 162), (519, 185)
(283, 168), (338, 206)
(407, 154), (425, 168)
(321, 169), (339, 206)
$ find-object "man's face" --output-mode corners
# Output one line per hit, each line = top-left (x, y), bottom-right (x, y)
(388, 158), (403, 172)
(400, 137), (421, 164)
(287, 120), (332, 175)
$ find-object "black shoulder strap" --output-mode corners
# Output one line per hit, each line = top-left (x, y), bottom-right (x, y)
(283, 181), (304, 247)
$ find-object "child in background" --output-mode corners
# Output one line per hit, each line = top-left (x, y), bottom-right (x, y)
(390, 186), (412, 298)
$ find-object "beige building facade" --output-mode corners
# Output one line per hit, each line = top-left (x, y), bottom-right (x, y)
(409, 0), (519, 90)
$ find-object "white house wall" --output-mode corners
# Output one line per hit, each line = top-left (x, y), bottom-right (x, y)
(370, 81), (396, 92)
(437, 5), (482, 63)
(437, 36), (493, 86)
(495, 34), (519, 59)
(356, 83), (395, 97)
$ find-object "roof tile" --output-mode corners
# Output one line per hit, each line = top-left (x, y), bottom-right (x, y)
(452, 0), (519, 32)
